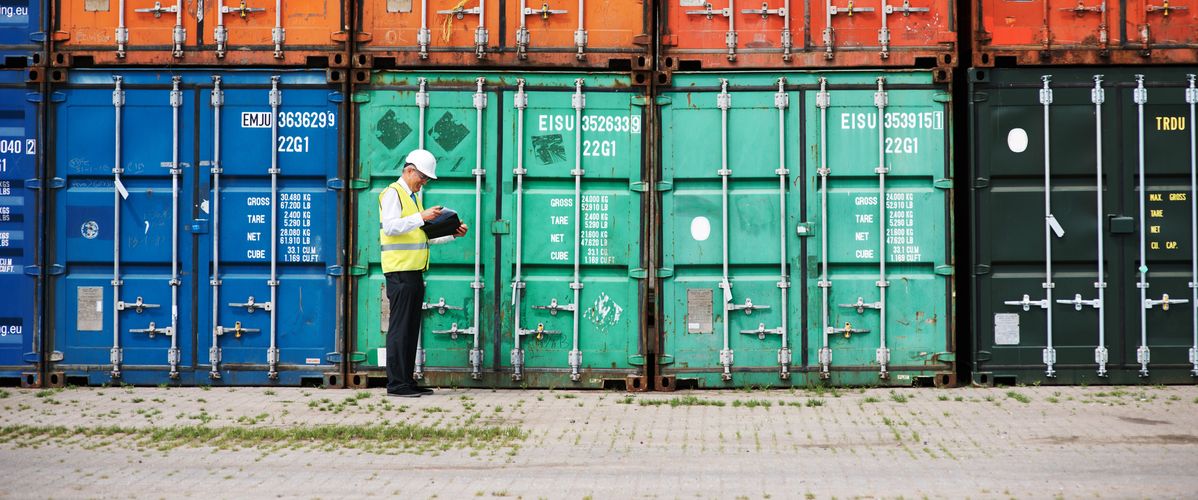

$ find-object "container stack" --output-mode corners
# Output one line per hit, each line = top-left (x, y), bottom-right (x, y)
(344, 2), (655, 390)
(969, 0), (1198, 384)
(0, 1), (46, 388)
(649, 2), (958, 389)
(39, 1), (350, 387)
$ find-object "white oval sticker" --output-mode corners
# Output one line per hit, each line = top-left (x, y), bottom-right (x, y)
(690, 216), (711, 241)
(1007, 128), (1029, 153)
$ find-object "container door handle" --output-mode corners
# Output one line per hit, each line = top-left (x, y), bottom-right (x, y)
(222, 0), (266, 18)
(116, 296), (161, 314)
(421, 297), (464, 314)
(1147, 1), (1187, 15)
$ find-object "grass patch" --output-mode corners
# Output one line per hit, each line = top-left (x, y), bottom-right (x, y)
(889, 391), (908, 403)
(731, 399), (771, 409)
(1006, 391), (1031, 404)
(638, 396), (726, 408)
(863, 396), (880, 404)
(0, 422), (526, 454)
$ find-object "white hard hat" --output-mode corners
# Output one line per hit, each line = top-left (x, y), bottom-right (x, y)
(404, 149), (438, 179)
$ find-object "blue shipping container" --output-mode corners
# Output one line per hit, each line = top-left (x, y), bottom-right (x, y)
(0, 69), (41, 385)
(0, 0), (44, 66)
(47, 69), (345, 386)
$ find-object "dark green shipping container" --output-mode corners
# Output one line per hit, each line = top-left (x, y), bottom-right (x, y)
(970, 68), (1198, 385)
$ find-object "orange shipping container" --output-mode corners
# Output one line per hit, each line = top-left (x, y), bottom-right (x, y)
(352, 0), (651, 69)
(973, 0), (1198, 66)
(658, 0), (956, 75)
(51, 0), (348, 67)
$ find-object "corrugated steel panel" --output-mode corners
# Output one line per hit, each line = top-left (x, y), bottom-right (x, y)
(46, 69), (345, 386)
(352, 0), (651, 70)
(970, 67), (1198, 385)
(973, 0), (1198, 66)
(0, 69), (43, 386)
(657, 71), (955, 388)
(50, 1), (348, 67)
(659, 0), (957, 75)
(0, 0), (45, 66)
(348, 71), (648, 389)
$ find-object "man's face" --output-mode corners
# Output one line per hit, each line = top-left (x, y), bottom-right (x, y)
(404, 164), (431, 191)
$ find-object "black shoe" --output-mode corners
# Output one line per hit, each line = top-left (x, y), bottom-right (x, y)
(414, 386), (434, 395)
(386, 388), (422, 398)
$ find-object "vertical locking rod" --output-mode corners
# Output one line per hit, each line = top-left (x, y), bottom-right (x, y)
(469, 78), (487, 380)
(267, 76), (281, 380)
(209, 76), (224, 379)
(1041, 75), (1058, 378)
(874, 77), (890, 379)
(774, 77), (791, 379)
(717, 79), (734, 381)
(418, 0), (431, 59)
(116, 0), (128, 57)
(272, 0), (285, 58)
(1092, 75), (1109, 377)
(511, 79), (528, 380)
(568, 79), (585, 382)
(413, 77), (429, 380)
(167, 76), (182, 379)
(110, 76), (125, 378)
(1135, 75), (1150, 377)
(1188, 74), (1198, 377)
(817, 77), (832, 379)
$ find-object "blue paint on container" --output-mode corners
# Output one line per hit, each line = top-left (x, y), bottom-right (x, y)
(0, 69), (41, 382)
(0, 0), (44, 66)
(48, 69), (344, 386)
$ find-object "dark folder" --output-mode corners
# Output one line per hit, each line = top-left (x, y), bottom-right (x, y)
(422, 207), (462, 239)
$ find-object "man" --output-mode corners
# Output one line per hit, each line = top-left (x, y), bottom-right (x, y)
(379, 149), (468, 397)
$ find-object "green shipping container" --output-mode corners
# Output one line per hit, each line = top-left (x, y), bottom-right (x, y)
(656, 71), (955, 389)
(348, 72), (648, 389)
(970, 68), (1198, 385)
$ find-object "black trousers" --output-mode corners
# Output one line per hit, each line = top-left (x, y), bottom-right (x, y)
(385, 270), (424, 392)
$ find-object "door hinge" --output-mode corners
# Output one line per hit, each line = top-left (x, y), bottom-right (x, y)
(348, 351), (368, 363)
(351, 92), (371, 103)
(629, 268), (648, 279)
(349, 178), (369, 190)
(328, 92), (344, 103)
(933, 178), (953, 189)
(657, 354), (675, 365)
(629, 181), (648, 192)
(656, 181), (673, 192)
(934, 265), (953, 276)
(974, 264), (991, 275)
(188, 220), (210, 234)
(325, 352), (343, 363)
(932, 91), (952, 103)
(491, 219), (511, 234)
(326, 178), (344, 190)
(795, 222), (815, 237)
(656, 268), (674, 278)
(971, 92), (989, 103)
(29, 31), (46, 42)
(326, 266), (344, 276)
(973, 177), (989, 189)
(628, 354), (646, 366)
(25, 92), (42, 103)
(350, 265), (368, 276)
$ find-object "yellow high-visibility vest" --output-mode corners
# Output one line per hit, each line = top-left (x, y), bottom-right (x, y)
(379, 181), (429, 272)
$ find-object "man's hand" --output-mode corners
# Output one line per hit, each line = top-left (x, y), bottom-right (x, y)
(454, 224), (469, 237)
(421, 206), (443, 221)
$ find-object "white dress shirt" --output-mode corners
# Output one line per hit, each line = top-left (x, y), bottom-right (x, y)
(380, 179), (456, 244)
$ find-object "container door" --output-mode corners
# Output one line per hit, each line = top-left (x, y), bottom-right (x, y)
(664, 0), (798, 63)
(351, 74), (497, 385)
(357, 0), (502, 61)
(201, 0), (344, 63)
(504, 0), (646, 60)
(197, 72), (343, 385)
(1126, 0), (1196, 52)
(812, 0), (946, 57)
(659, 75), (801, 387)
(0, 72), (40, 381)
(1119, 74), (1194, 377)
(500, 75), (645, 387)
(981, 0), (1111, 51)
(57, 0), (196, 56)
(50, 72), (195, 384)
(0, 0), (43, 65)
(804, 75), (952, 385)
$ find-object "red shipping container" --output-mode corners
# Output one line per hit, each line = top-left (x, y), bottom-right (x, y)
(973, 0), (1198, 65)
(658, 0), (957, 76)
(352, 0), (652, 70)
(51, 0), (349, 67)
